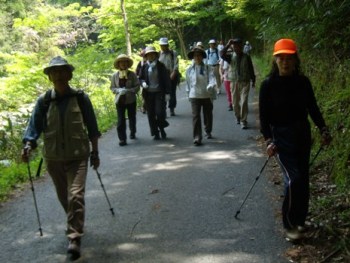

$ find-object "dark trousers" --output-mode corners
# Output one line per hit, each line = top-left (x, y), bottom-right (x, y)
(190, 98), (213, 140)
(116, 102), (137, 141)
(272, 122), (311, 229)
(168, 78), (178, 110)
(145, 92), (167, 136)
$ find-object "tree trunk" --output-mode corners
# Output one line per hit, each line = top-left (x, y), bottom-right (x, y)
(120, 0), (131, 56)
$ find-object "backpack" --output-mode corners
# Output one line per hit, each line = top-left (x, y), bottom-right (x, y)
(206, 48), (219, 60)
(169, 50), (181, 85)
(41, 89), (86, 127)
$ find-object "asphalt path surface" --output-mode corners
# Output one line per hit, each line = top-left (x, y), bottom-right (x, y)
(0, 83), (290, 263)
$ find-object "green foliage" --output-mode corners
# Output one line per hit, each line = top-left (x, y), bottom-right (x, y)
(0, 158), (43, 201)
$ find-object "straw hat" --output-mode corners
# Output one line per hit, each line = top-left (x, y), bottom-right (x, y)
(114, 54), (133, 69)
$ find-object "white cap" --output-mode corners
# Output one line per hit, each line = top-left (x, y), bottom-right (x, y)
(159, 37), (169, 45)
(208, 39), (216, 44)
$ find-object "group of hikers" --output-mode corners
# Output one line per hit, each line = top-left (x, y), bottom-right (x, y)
(20, 36), (332, 260)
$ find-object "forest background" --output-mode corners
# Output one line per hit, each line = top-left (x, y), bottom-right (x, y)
(0, 0), (349, 261)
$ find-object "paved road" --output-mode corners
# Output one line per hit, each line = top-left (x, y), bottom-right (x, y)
(0, 84), (290, 263)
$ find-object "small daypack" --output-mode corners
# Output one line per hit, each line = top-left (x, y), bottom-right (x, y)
(206, 48), (219, 60)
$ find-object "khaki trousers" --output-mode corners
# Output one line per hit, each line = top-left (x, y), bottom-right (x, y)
(46, 159), (88, 240)
(231, 81), (251, 124)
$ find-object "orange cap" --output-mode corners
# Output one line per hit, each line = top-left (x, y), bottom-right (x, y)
(273, 39), (297, 55)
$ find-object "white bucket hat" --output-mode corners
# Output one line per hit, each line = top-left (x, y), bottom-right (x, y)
(159, 37), (169, 45)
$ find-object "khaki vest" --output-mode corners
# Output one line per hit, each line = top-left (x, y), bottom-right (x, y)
(43, 91), (90, 160)
(228, 53), (252, 82)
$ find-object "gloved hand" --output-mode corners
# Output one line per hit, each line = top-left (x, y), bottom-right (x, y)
(142, 82), (148, 89)
(206, 84), (214, 91)
(119, 88), (127, 95)
(165, 94), (170, 102)
(266, 139), (277, 157)
(321, 127), (332, 146)
(90, 151), (100, 170)
(21, 142), (32, 163)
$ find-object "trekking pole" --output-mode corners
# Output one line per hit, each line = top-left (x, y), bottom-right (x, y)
(27, 161), (43, 236)
(309, 146), (323, 167)
(35, 158), (43, 178)
(234, 157), (270, 219)
(95, 169), (115, 216)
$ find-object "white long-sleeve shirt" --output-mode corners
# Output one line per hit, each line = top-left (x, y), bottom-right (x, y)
(185, 62), (217, 99)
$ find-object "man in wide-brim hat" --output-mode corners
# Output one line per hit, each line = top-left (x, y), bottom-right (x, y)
(22, 56), (101, 260)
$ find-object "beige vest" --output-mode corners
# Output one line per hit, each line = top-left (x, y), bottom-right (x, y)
(43, 91), (90, 160)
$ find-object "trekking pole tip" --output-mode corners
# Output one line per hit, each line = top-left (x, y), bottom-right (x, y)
(234, 211), (240, 219)
(110, 208), (115, 216)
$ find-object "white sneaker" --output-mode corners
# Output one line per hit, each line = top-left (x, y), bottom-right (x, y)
(285, 228), (304, 241)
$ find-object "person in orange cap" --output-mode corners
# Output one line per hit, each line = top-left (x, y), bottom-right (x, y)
(259, 38), (332, 241)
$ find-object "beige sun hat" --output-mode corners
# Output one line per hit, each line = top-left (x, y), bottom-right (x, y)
(196, 41), (204, 48)
(43, 56), (75, 75)
(144, 46), (159, 56)
(114, 54), (133, 69)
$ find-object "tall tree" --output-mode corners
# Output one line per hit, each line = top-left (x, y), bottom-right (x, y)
(120, 0), (131, 56)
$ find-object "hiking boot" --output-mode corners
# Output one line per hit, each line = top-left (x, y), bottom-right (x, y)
(297, 225), (309, 233)
(205, 133), (212, 139)
(285, 228), (304, 241)
(170, 109), (175, 116)
(193, 139), (202, 146)
(236, 118), (240, 125)
(160, 129), (167, 139)
(67, 239), (81, 260)
(130, 133), (136, 139)
(119, 140), (127, 146)
(228, 105), (233, 111)
(241, 122), (248, 129)
(154, 133), (160, 140)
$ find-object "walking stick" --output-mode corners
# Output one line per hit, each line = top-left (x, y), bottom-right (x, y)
(235, 157), (270, 219)
(309, 146), (323, 167)
(95, 169), (115, 216)
(35, 158), (43, 177)
(27, 161), (43, 236)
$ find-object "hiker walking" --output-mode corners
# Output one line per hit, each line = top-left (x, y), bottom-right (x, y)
(220, 48), (233, 111)
(206, 39), (222, 95)
(139, 46), (171, 140)
(221, 38), (256, 129)
(159, 37), (180, 116)
(21, 56), (101, 260)
(259, 39), (332, 241)
(185, 47), (217, 146)
(135, 49), (147, 114)
(110, 54), (140, 146)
